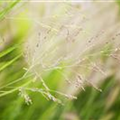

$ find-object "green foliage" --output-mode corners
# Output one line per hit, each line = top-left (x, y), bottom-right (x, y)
(0, 1), (120, 120)
(0, 0), (21, 20)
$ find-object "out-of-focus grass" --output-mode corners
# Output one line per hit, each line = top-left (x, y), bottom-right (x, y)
(1, 75), (120, 120)
(0, 0), (21, 20)
(0, 1), (120, 120)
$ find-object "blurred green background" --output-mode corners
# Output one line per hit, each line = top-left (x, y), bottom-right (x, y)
(0, 0), (120, 120)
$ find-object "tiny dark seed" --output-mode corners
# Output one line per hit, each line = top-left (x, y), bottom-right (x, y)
(88, 40), (91, 43)
(36, 44), (39, 47)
